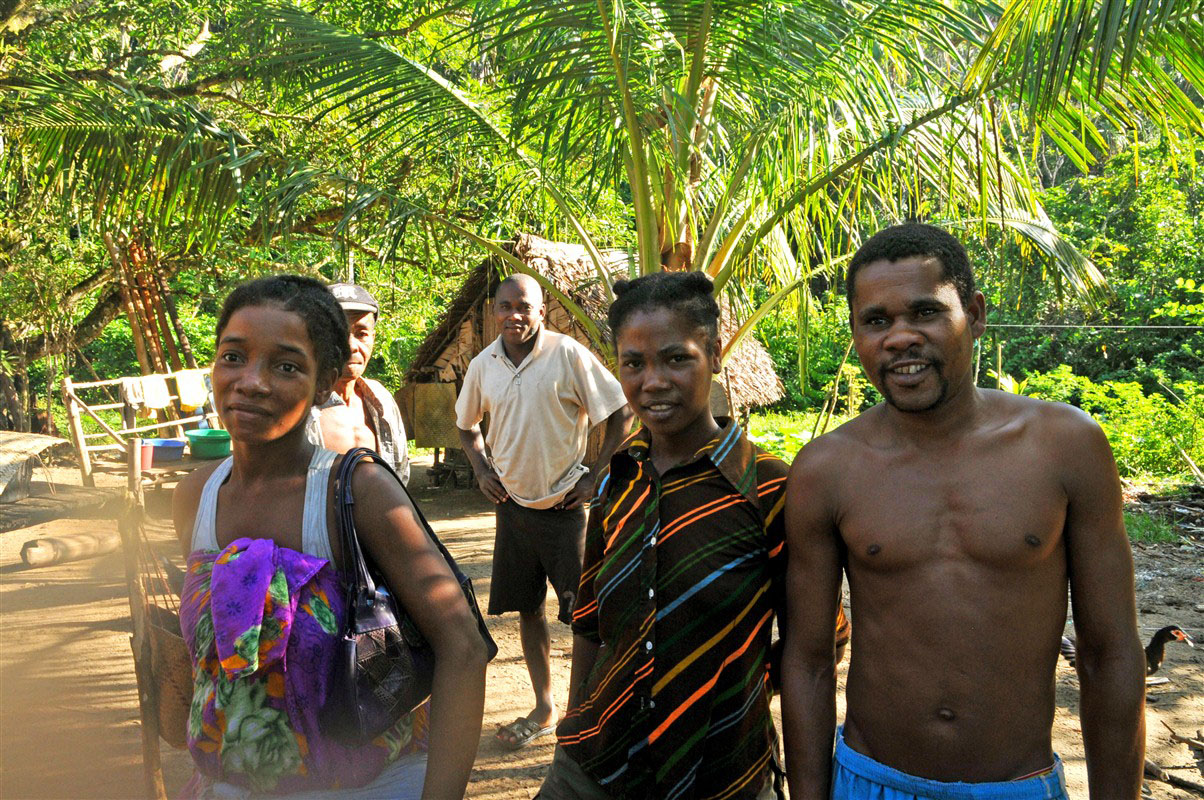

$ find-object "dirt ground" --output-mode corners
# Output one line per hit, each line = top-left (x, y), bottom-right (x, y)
(1, 455), (1201, 799)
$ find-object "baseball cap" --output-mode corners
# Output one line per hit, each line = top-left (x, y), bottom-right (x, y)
(328, 283), (379, 315)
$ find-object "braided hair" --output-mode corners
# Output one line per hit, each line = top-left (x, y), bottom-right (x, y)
(216, 275), (351, 387)
(608, 271), (720, 353)
(846, 223), (977, 309)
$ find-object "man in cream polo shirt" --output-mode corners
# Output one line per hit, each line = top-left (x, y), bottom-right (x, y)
(457, 273), (632, 751)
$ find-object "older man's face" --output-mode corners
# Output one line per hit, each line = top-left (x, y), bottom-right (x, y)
(342, 310), (377, 382)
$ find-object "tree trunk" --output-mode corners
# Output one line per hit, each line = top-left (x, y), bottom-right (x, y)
(154, 267), (196, 368)
(104, 233), (152, 375)
(0, 325), (28, 432)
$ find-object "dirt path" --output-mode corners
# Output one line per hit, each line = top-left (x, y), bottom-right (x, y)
(1, 459), (1201, 799)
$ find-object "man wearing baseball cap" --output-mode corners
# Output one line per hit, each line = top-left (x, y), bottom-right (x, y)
(310, 282), (410, 484)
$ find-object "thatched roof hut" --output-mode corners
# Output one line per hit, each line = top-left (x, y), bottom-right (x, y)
(401, 234), (783, 450)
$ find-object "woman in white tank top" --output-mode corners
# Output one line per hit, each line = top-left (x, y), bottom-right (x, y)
(172, 276), (487, 799)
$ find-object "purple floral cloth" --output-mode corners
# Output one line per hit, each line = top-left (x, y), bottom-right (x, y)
(180, 538), (427, 796)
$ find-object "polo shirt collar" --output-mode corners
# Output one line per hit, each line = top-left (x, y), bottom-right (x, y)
(618, 417), (761, 507)
(489, 325), (546, 370)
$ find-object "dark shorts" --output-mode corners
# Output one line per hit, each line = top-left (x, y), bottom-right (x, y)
(488, 501), (586, 623)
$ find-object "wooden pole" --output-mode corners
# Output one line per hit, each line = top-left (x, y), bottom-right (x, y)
(63, 384), (128, 450)
(135, 257), (186, 437)
(61, 376), (95, 487)
(125, 252), (167, 373)
(130, 241), (181, 372)
(134, 238), (183, 372)
(120, 439), (167, 800)
(995, 339), (1003, 389)
(144, 270), (183, 372)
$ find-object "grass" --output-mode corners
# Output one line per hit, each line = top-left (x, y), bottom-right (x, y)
(1123, 510), (1182, 544)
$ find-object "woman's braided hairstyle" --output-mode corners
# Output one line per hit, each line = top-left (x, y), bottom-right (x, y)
(216, 274), (351, 386)
(608, 271), (720, 353)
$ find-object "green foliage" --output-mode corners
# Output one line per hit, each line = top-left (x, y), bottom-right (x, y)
(354, 266), (465, 387)
(1023, 365), (1204, 478)
(1123, 511), (1181, 544)
(745, 410), (855, 462)
(757, 299), (841, 409)
(981, 138), (1204, 390)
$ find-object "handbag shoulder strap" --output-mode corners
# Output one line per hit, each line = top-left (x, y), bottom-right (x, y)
(334, 448), (469, 588)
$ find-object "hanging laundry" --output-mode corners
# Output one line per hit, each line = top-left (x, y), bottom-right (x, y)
(175, 369), (209, 411)
(120, 378), (145, 410)
(140, 375), (172, 410)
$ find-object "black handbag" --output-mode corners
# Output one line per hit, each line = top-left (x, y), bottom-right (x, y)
(325, 447), (497, 744)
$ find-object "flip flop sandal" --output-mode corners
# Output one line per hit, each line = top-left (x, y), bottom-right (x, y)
(495, 716), (555, 750)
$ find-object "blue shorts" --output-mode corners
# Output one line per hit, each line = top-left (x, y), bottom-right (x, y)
(832, 729), (1068, 800)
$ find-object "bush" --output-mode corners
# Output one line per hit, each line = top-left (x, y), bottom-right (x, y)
(1024, 365), (1203, 478)
(745, 410), (856, 461)
(755, 297), (883, 413)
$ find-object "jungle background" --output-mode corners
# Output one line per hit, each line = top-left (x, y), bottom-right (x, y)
(1, 1), (1204, 798)
(2, 0), (1202, 500)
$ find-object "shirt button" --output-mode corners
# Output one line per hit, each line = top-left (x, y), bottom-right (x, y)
(649, 536), (657, 546)
(647, 588), (654, 599)
(645, 641), (653, 651)
(649, 700), (656, 709)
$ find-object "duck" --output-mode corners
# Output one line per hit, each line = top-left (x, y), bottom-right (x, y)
(1060, 625), (1195, 676)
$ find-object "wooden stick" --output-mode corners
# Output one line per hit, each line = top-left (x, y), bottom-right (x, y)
(131, 240), (182, 372)
(120, 440), (167, 800)
(1145, 757), (1204, 793)
(127, 251), (167, 374)
(133, 260), (186, 436)
(1161, 719), (1204, 751)
(63, 385), (128, 450)
(66, 376), (127, 390)
(61, 376), (95, 487)
(117, 414), (210, 436)
(145, 271), (183, 373)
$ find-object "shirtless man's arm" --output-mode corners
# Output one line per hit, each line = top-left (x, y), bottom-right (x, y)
(1058, 409), (1145, 797)
(781, 436), (845, 800)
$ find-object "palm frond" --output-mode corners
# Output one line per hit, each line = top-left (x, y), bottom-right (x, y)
(967, 0), (1204, 118)
(6, 74), (263, 250)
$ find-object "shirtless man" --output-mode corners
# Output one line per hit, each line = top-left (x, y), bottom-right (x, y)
(781, 223), (1146, 799)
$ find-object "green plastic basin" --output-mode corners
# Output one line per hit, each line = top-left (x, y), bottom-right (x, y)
(187, 428), (232, 459)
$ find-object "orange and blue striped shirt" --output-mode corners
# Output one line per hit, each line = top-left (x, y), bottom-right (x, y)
(558, 420), (847, 799)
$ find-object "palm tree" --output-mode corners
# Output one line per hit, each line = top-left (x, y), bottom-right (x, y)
(7, 0), (1204, 357)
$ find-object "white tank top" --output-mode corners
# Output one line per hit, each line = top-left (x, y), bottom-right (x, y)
(190, 447), (338, 562)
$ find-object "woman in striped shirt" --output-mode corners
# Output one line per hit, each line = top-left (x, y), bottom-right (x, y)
(540, 271), (849, 800)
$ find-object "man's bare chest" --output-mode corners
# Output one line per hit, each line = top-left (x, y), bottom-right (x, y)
(836, 448), (1068, 571)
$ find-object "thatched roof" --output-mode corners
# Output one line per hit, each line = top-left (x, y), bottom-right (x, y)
(405, 233), (783, 410)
